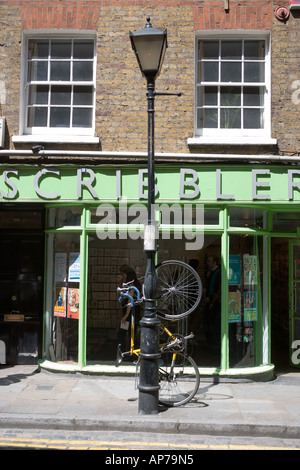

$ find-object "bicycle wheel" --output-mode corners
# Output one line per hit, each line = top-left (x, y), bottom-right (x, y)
(155, 260), (202, 320)
(158, 351), (200, 407)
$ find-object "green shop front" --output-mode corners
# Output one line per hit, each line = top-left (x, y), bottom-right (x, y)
(0, 162), (299, 380)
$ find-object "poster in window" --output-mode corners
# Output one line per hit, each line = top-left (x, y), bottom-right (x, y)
(55, 252), (67, 283)
(68, 252), (80, 282)
(67, 288), (79, 319)
(54, 287), (67, 317)
(243, 255), (257, 285)
(229, 255), (241, 285)
(244, 291), (257, 321)
(228, 291), (241, 323)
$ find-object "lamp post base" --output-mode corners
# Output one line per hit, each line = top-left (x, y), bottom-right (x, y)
(138, 253), (160, 414)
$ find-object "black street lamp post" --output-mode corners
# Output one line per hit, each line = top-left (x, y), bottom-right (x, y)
(129, 17), (168, 414)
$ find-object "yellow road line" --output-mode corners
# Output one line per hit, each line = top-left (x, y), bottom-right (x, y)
(0, 436), (299, 450)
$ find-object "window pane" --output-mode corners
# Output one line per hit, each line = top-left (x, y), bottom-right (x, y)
(229, 207), (267, 228)
(73, 40), (94, 59)
(203, 108), (218, 128)
(50, 61), (70, 81)
(73, 86), (94, 105)
(50, 107), (70, 127)
(51, 40), (71, 59)
(201, 62), (219, 82)
(220, 87), (241, 106)
(221, 62), (241, 82)
(197, 108), (204, 128)
(204, 209), (220, 225)
(28, 40), (49, 59)
(85, 233), (223, 368)
(244, 40), (264, 60)
(202, 40), (219, 59)
(221, 40), (242, 59)
(244, 87), (264, 106)
(29, 61), (48, 81)
(221, 108), (241, 128)
(72, 108), (92, 127)
(273, 213), (300, 232)
(28, 85), (49, 105)
(51, 86), (71, 105)
(203, 86), (218, 105)
(244, 108), (263, 129)
(229, 234), (265, 368)
(244, 62), (265, 82)
(45, 233), (80, 363)
(47, 207), (82, 228)
(27, 107), (47, 127)
(73, 61), (94, 81)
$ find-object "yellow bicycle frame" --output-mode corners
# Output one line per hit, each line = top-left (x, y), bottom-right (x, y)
(127, 309), (181, 359)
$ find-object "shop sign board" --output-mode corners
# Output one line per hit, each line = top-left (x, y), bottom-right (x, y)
(0, 165), (299, 203)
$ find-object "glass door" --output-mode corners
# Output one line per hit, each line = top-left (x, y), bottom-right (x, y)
(289, 240), (300, 368)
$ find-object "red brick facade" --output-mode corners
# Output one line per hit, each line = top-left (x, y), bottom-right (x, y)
(0, 0), (299, 156)
(193, 1), (274, 30)
(16, 1), (278, 32)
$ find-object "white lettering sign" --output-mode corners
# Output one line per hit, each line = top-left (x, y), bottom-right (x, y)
(0, 167), (299, 202)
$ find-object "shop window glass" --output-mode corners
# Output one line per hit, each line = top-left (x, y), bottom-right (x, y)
(229, 234), (265, 368)
(85, 231), (221, 368)
(272, 212), (300, 232)
(159, 207), (219, 226)
(229, 207), (267, 229)
(176, 235), (221, 369)
(0, 210), (42, 229)
(86, 235), (145, 363)
(47, 207), (81, 228)
(46, 233), (80, 363)
(90, 205), (148, 225)
(90, 206), (219, 227)
(204, 209), (219, 225)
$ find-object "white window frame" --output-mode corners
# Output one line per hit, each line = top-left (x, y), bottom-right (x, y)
(188, 31), (276, 146)
(14, 30), (98, 144)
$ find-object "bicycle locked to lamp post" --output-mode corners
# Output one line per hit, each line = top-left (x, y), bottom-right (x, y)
(129, 16), (181, 414)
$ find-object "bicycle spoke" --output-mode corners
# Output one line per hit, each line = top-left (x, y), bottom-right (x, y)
(158, 351), (200, 407)
(155, 260), (202, 320)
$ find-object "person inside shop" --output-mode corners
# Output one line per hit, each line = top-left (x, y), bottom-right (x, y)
(204, 255), (221, 352)
(117, 266), (141, 354)
(119, 264), (129, 280)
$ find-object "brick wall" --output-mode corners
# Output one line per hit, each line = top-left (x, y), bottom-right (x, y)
(0, 1), (299, 156)
(20, 1), (101, 30)
(193, 1), (274, 30)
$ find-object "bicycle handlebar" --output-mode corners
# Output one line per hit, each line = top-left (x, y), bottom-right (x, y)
(117, 284), (141, 307)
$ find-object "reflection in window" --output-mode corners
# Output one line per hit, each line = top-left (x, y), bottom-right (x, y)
(46, 233), (80, 363)
(229, 207), (267, 229)
(229, 235), (265, 368)
(86, 235), (145, 363)
(47, 207), (81, 228)
(273, 212), (300, 232)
